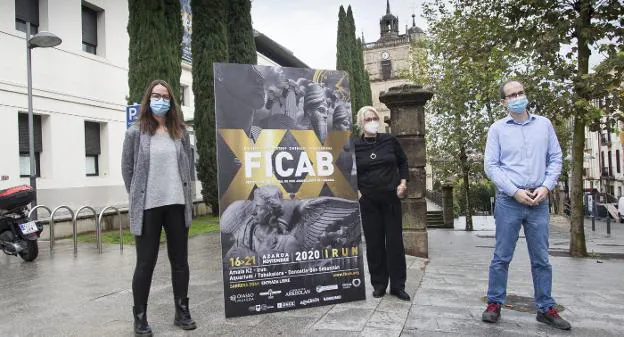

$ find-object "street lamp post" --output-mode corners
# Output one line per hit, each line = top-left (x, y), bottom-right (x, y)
(25, 22), (62, 208)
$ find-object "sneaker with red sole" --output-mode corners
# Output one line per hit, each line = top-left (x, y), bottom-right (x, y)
(482, 302), (502, 323)
(536, 307), (571, 330)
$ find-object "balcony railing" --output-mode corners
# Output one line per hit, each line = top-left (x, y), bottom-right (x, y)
(363, 37), (411, 50)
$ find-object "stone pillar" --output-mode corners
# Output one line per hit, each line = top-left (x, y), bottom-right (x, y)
(379, 84), (433, 258)
(442, 184), (454, 228)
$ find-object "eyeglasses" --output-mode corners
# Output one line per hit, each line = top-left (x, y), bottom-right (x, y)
(504, 91), (525, 100)
(151, 93), (171, 101)
(364, 116), (379, 122)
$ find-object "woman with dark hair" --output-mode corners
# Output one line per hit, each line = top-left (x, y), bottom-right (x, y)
(354, 106), (410, 301)
(122, 79), (196, 336)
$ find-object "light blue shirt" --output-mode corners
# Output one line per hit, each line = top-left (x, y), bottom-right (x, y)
(484, 114), (562, 197)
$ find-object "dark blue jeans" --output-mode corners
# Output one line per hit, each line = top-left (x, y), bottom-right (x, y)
(487, 193), (556, 312)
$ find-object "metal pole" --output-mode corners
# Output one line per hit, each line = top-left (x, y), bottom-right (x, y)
(26, 21), (38, 208)
(607, 211), (611, 236)
(591, 198), (596, 231)
(119, 214), (124, 253)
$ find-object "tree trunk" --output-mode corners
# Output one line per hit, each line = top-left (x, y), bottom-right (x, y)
(569, 0), (591, 257)
(459, 145), (473, 231)
(463, 168), (473, 231)
(485, 101), (495, 125)
(570, 117), (588, 256)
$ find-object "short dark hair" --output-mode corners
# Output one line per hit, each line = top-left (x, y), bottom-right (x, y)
(499, 79), (523, 100)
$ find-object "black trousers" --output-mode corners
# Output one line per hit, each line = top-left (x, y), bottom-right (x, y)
(132, 204), (189, 307)
(359, 190), (407, 291)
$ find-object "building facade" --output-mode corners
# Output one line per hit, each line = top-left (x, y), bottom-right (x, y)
(582, 121), (624, 200)
(0, 0), (306, 213)
(362, 0), (425, 126)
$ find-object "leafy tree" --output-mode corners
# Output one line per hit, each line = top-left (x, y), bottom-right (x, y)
(421, 1), (515, 230)
(191, 0), (229, 214)
(127, 0), (183, 104)
(481, 0), (623, 256)
(227, 0), (257, 64)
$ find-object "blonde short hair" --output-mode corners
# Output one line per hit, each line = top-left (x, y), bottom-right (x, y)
(355, 106), (380, 135)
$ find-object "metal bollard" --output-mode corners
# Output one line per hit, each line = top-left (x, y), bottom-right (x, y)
(97, 206), (121, 254)
(73, 206), (97, 256)
(28, 205), (52, 249)
(50, 206), (75, 252)
(607, 213), (611, 236)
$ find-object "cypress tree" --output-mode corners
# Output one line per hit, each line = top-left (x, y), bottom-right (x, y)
(346, 6), (361, 114)
(362, 70), (373, 106)
(336, 6), (348, 73)
(356, 38), (372, 106)
(191, 0), (229, 214)
(227, 0), (257, 64)
(164, 0), (183, 101)
(127, 0), (183, 104)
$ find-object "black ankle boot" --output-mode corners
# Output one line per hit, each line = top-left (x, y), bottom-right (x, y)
(133, 305), (153, 337)
(174, 297), (197, 330)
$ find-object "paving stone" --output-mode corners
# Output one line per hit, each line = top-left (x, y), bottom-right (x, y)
(312, 306), (374, 331)
(1, 217), (622, 336)
(360, 326), (402, 337)
(365, 309), (407, 330)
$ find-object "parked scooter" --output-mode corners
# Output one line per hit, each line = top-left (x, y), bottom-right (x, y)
(0, 185), (42, 261)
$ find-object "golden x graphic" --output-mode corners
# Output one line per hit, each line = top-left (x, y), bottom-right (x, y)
(218, 129), (356, 212)
(290, 130), (356, 200)
(218, 129), (288, 213)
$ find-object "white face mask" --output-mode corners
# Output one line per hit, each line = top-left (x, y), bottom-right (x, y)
(364, 121), (380, 134)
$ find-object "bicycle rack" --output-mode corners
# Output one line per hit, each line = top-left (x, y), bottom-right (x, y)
(50, 206), (75, 252)
(28, 205), (52, 251)
(97, 206), (121, 254)
(72, 206), (98, 256)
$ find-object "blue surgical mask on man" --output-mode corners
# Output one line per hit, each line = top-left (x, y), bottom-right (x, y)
(507, 96), (529, 114)
(150, 98), (170, 116)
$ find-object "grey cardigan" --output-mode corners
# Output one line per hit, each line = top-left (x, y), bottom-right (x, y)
(121, 125), (195, 236)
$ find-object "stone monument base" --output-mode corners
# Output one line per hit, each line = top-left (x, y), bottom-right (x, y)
(403, 230), (428, 258)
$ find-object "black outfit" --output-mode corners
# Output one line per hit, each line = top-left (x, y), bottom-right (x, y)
(354, 133), (408, 291)
(132, 204), (189, 307)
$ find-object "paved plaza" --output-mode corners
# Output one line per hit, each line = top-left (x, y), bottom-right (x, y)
(1, 216), (622, 336)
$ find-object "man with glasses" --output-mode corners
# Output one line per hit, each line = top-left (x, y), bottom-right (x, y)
(482, 80), (571, 330)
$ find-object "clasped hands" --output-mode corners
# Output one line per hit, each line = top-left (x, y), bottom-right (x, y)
(513, 186), (549, 206)
(397, 182), (407, 199)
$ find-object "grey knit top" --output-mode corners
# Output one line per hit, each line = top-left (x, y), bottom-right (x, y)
(144, 132), (185, 209)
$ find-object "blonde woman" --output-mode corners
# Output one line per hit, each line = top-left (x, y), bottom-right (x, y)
(354, 106), (410, 301)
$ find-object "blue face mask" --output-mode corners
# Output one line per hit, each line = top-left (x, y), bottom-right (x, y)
(150, 98), (170, 116)
(507, 96), (529, 114)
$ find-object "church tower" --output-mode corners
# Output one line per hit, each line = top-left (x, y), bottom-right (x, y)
(362, 1), (425, 126)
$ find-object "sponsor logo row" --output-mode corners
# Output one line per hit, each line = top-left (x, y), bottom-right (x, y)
(231, 279), (360, 304)
(249, 295), (343, 312)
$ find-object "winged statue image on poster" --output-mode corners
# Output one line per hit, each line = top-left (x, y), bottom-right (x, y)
(214, 63), (366, 317)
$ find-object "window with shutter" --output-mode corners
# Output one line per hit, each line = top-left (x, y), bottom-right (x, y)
(82, 5), (98, 54)
(381, 60), (392, 80)
(84, 121), (100, 176)
(180, 85), (188, 106)
(15, 0), (39, 33)
(18, 113), (42, 177)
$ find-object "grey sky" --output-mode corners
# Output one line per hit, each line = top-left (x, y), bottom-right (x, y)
(251, 0), (426, 69)
(251, 1), (606, 71)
